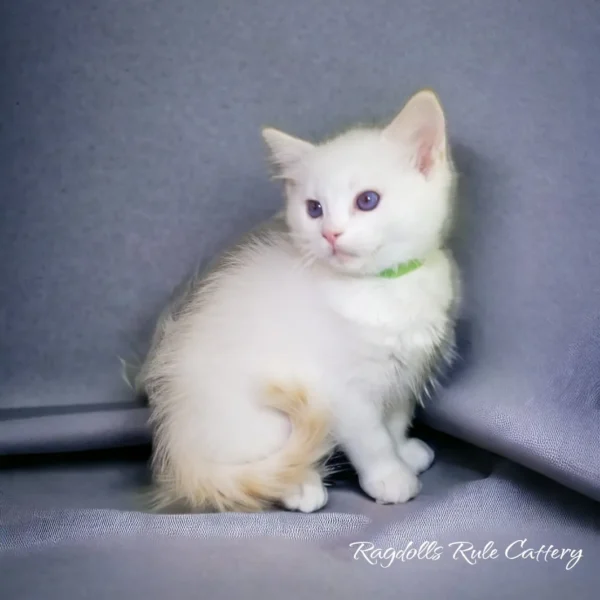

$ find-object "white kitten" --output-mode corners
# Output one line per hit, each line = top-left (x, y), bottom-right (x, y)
(139, 89), (460, 513)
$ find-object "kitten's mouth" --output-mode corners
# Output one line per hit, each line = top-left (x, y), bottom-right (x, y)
(331, 247), (358, 261)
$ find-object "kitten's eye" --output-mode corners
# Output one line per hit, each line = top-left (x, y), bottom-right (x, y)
(356, 190), (380, 211)
(306, 200), (323, 218)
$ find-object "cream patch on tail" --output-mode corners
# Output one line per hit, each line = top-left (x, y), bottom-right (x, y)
(149, 384), (333, 513)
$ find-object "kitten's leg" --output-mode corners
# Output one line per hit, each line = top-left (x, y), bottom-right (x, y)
(386, 405), (435, 475)
(334, 394), (421, 504)
(280, 469), (328, 513)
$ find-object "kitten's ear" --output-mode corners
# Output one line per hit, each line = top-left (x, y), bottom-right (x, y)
(383, 89), (447, 176)
(261, 127), (314, 177)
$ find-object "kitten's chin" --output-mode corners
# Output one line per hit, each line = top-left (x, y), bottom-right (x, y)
(323, 252), (370, 275)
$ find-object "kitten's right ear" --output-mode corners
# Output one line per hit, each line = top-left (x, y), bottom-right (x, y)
(261, 128), (314, 177)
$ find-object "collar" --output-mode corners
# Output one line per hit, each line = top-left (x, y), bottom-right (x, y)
(378, 258), (423, 279)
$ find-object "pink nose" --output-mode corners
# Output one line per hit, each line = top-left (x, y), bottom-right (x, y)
(322, 230), (342, 246)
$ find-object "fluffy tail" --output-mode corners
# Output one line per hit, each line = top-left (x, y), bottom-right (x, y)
(149, 384), (333, 512)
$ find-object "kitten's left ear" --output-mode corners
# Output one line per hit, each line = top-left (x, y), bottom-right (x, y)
(261, 127), (315, 177)
(383, 89), (447, 177)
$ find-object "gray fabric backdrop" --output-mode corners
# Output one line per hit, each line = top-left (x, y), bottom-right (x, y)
(1, 0), (599, 597)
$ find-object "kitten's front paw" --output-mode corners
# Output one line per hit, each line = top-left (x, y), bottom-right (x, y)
(360, 463), (421, 504)
(398, 438), (435, 474)
(281, 473), (328, 513)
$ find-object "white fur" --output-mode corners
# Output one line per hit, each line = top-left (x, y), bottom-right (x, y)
(140, 90), (460, 512)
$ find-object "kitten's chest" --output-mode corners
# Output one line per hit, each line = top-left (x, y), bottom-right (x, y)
(323, 257), (455, 362)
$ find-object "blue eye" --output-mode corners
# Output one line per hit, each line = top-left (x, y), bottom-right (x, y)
(356, 190), (380, 211)
(306, 200), (323, 218)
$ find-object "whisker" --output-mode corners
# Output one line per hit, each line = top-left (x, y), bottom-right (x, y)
(296, 247), (318, 271)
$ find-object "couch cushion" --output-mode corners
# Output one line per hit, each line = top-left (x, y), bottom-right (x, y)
(2, 435), (599, 599)
(1, 0), (599, 502)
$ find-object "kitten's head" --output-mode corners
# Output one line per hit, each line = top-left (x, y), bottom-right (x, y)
(262, 90), (455, 275)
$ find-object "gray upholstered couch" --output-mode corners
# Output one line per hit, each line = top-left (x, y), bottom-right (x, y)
(2, 1), (599, 597)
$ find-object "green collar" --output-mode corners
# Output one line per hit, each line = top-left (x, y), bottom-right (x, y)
(379, 259), (423, 279)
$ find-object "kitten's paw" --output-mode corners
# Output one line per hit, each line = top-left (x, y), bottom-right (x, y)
(398, 438), (435, 474)
(360, 463), (421, 504)
(281, 473), (328, 513)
